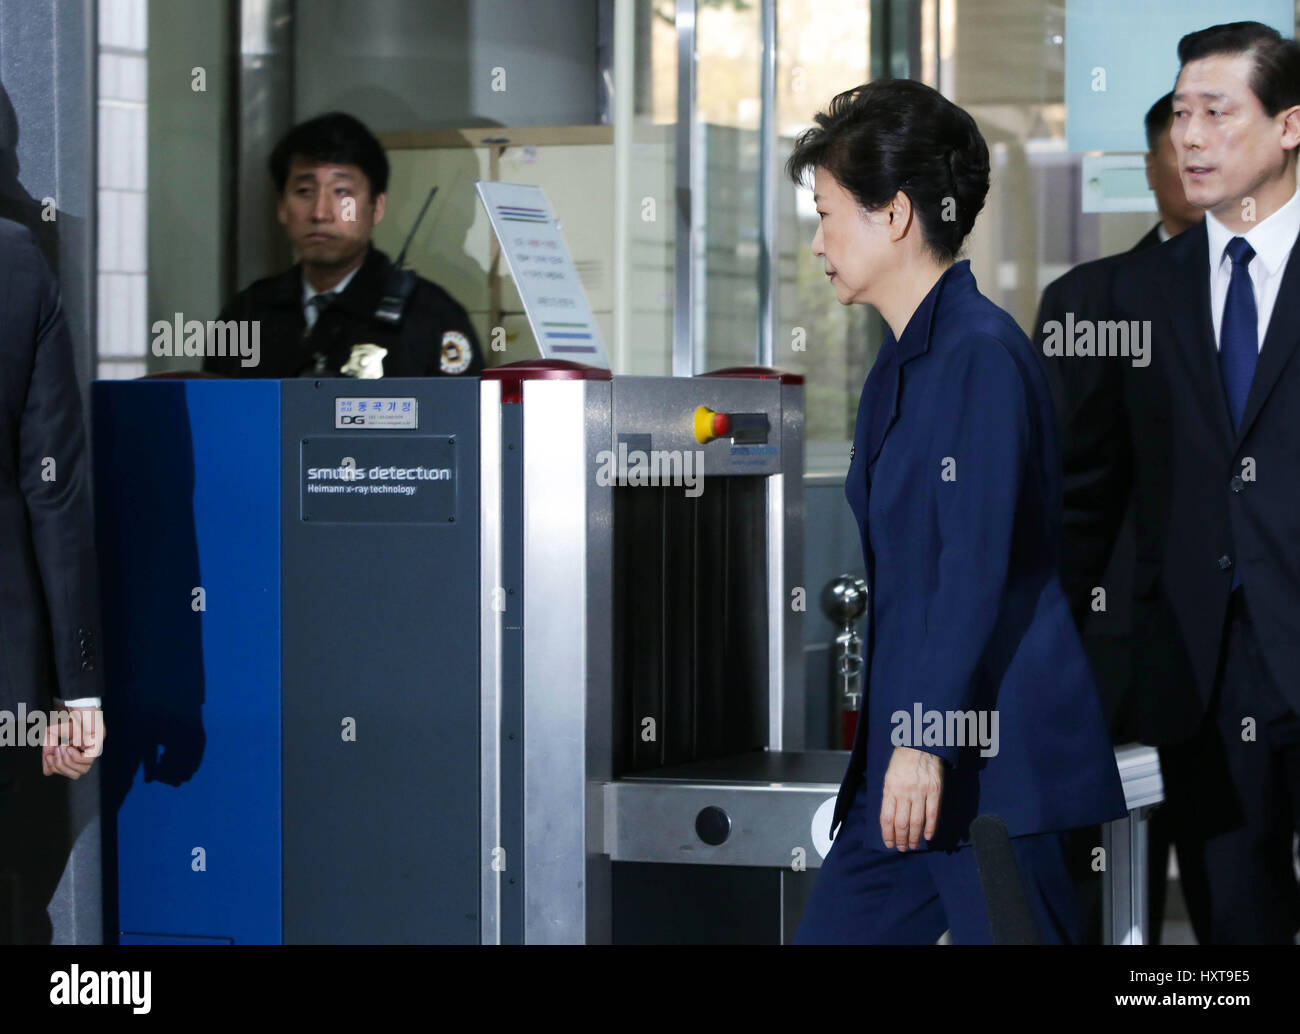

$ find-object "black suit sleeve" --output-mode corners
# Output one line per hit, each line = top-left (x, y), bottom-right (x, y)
(454, 311), (484, 376)
(1034, 264), (1134, 629)
(419, 289), (483, 377)
(17, 236), (106, 702)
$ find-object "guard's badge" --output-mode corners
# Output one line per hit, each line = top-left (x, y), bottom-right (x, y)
(440, 330), (473, 375)
(341, 343), (387, 379)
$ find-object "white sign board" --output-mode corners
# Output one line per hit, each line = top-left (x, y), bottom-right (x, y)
(475, 181), (609, 368)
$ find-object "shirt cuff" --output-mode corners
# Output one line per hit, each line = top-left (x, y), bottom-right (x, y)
(55, 697), (101, 709)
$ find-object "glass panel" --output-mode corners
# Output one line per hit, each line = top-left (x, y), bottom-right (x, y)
(941, 0), (1150, 335)
(773, 0), (874, 461)
(694, 0), (763, 373)
(622, 0), (678, 375)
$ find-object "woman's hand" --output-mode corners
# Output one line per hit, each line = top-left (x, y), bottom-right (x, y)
(880, 745), (944, 851)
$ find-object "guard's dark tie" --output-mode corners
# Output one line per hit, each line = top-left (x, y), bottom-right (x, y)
(303, 290), (340, 382)
(304, 290), (338, 336)
(1219, 236), (1256, 591)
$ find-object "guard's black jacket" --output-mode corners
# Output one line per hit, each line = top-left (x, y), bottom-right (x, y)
(203, 245), (482, 379)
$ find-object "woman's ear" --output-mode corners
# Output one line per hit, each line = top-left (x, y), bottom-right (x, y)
(887, 190), (913, 243)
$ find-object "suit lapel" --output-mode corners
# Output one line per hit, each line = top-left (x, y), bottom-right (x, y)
(1131, 223), (1163, 253)
(1236, 233), (1300, 442)
(1157, 223), (1234, 445)
(861, 263), (969, 470)
(860, 344), (901, 471)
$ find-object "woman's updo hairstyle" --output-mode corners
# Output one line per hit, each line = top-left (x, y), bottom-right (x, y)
(787, 79), (990, 262)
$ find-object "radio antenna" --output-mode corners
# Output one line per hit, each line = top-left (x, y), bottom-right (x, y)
(393, 185), (439, 269)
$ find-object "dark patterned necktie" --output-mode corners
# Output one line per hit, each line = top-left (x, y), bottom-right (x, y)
(1219, 236), (1256, 591)
(304, 290), (338, 336)
(1219, 236), (1257, 433)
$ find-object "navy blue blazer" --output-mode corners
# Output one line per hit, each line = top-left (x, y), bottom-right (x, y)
(831, 260), (1127, 851)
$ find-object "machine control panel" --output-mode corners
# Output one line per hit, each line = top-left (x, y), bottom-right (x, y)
(692, 406), (770, 446)
(610, 376), (786, 477)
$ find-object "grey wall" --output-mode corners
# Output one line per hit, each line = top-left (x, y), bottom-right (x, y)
(0, 0), (99, 944)
(293, 0), (602, 128)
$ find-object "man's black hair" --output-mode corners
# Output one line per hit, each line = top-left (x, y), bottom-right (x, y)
(268, 111), (389, 197)
(1177, 21), (1300, 117)
(1144, 93), (1174, 152)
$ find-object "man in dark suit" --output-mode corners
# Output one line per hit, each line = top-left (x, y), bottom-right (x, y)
(1076, 21), (1300, 943)
(1038, 92), (1203, 734)
(0, 218), (106, 936)
(1034, 93), (1203, 943)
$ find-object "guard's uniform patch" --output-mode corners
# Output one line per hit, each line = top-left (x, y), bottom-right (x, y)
(440, 330), (473, 374)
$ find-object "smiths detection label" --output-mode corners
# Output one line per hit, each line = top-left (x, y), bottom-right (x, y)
(335, 397), (418, 429)
(301, 435), (455, 524)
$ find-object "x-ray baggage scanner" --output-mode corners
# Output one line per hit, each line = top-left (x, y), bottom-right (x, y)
(95, 365), (1159, 944)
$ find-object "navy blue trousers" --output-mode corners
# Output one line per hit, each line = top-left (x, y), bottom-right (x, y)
(794, 783), (1084, 944)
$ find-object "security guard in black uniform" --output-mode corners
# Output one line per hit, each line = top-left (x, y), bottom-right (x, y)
(205, 111), (482, 380)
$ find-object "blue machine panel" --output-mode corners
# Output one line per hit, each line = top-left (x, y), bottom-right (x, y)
(98, 377), (481, 944)
(279, 379), (481, 944)
(96, 380), (282, 944)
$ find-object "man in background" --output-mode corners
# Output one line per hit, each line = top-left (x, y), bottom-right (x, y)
(1068, 20), (1300, 944)
(204, 112), (482, 380)
(1034, 92), (1203, 943)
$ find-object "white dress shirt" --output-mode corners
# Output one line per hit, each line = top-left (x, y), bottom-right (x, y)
(1205, 183), (1300, 351)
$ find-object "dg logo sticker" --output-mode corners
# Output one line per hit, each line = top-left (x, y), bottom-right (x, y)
(440, 330), (473, 375)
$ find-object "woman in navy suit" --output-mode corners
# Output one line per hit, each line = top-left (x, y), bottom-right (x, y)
(790, 80), (1128, 944)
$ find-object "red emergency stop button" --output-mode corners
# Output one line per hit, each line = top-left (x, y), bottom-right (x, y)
(694, 406), (730, 443)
